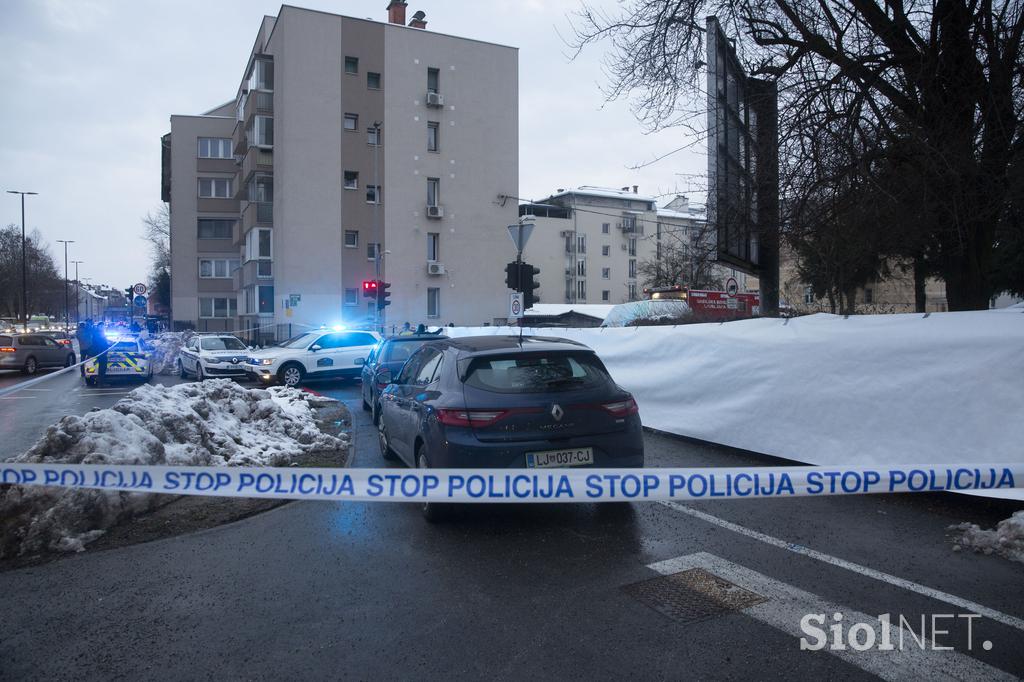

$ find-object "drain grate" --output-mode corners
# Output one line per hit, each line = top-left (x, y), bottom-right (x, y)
(622, 568), (768, 624)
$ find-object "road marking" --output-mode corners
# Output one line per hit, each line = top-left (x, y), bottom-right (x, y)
(659, 501), (1024, 632)
(0, 396), (36, 400)
(23, 388), (53, 391)
(648, 552), (1015, 681)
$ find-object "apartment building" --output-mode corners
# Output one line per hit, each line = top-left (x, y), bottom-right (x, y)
(518, 187), (751, 306)
(164, 3), (518, 340)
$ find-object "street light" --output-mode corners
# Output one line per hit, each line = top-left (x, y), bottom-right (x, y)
(7, 190), (38, 331)
(71, 260), (84, 325)
(56, 240), (75, 332)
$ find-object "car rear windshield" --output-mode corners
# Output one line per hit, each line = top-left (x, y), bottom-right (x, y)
(463, 352), (611, 393)
(384, 339), (431, 364)
(110, 341), (139, 351)
(0, 336), (11, 346)
(201, 337), (246, 351)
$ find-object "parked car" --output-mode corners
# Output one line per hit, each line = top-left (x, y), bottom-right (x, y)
(245, 329), (382, 386)
(361, 333), (445, 423)
(178, 333), (250, 380)
(375, 335), (644, 520)
(39, 330), (79, 358)
(82, 335), (154, 386)
(0, 333), (77, 375)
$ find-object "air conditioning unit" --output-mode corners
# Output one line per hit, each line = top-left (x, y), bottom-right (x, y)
(427, 262), (446, 276)
(559, 230), (573, 238)
(426, 92), (444, 107)
(426, 205), (444, 218)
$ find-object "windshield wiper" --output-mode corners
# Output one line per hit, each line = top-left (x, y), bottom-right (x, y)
(542, 376), (586, 387)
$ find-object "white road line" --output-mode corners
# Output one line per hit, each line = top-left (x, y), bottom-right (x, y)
(0, 396), (36, 400)
(658, 501), (1024, 632)
(647, 552), (1015, 682)
(23, 388), (53, 391)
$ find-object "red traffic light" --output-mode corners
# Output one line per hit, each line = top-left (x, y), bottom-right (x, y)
(362, 280), (379, 298)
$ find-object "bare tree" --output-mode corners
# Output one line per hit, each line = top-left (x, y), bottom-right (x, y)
(638, 219), (724, 289)
(141, 203), (170, 272)
(570, 1), (1024, 310)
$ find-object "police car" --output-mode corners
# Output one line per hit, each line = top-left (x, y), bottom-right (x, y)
(83, 335), (154, 386)
(246, 327), (381, 386)
(177, 334), (251, 380)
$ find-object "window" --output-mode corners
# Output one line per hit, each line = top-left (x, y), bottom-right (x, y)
(804, 286), (814, 305)
(427, 122), (439, 152)
(427, 178), (440, 207)
(628, 259), (637, 278)
(344, 171), (359, 189)
(864, 288), (874, 304)
(367, 71), (381, 89)
(344, 288), (358, 306)
(367, 126), (381, 145)
(602, 290), (610, 302)
(257, 260), (272, 278)
(427, 67), (440, 94)
(414, 350), (442, 385)
(344, 230), (359, 248)
(366, 185), (381, 203)
(258, 285), (274, 314)
(197, 219), (233, 239)
(602, 223), (610, 234)
(622, 215), (636, 231)
(601, 245), (610, 257)
(344, 56), (359, 74)
(249, 59), (274, 91)
(198, 138), (232, 159)
(576, 234), (586, 254)
(577, 258), (586, 277)
(198, 178), (231, 198)
(427, 287), (440, 317)
(247, 174), (273, 203)
(252, 115), (273, 146)
(602, 267), (610, 279)
(245, 227), (272, 261)
(344, 113), (358, 131)
(427, 232), (440, 261)
(199, 258), (239, 279)
(576, 280), (586, 301)
(628, 238), (637, 256)
(464, 353), (610, 394)
(628, 283), (638, 300)
(199, 297), (237, 319)
(258, 229), (271, 259)
(367, 242), (379, 261)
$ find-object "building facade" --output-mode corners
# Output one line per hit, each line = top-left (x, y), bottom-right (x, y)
(518, 187), (752, 306)
(165, 3), (518, 340)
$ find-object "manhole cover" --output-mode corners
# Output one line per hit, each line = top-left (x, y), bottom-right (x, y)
(622, 568), (768, 624)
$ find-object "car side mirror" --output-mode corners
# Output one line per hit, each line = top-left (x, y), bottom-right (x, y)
(354, 357), (365, 366)
(310, 344), (322, 352)
(376, 368), (393, 386)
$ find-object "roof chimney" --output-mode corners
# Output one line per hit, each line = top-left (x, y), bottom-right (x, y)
(633, 185), (639, 194)
(386, 0), (407, 25)
(409, 10), (427, 29)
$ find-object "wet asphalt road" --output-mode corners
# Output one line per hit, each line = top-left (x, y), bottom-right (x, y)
(0, 377), (1022, 679)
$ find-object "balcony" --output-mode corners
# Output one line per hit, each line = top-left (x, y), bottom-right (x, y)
(234, 260), (273, 290)
(241, 148), (273, 183)
(233, 119), (248, 156)
(242, 200), (273, 234)
(243, 90), (274, 125)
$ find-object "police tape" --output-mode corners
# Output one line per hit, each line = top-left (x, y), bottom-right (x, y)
(0, 463), (1021, 503)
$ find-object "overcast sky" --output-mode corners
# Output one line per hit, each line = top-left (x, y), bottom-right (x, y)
(0, 0), (707, 287)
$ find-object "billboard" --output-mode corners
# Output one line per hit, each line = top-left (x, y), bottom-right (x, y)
(706, 16), (779, 314)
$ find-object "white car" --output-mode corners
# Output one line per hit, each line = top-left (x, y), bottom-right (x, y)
(83, 335), (153, 386)
(245, 329), (382, 386)
(178, 334), (251, 380)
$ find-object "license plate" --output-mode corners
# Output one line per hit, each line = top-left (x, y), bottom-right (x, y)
(526, 447), (594, 468)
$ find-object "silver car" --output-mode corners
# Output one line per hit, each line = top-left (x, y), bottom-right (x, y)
(0, 333), (77, 375)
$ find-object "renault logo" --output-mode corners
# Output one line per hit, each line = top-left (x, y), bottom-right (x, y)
(551, 404), (564, 421)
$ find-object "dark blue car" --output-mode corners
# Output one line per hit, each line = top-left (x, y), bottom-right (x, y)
(361, 334), (445, 424)
(376, 335), (644, 520)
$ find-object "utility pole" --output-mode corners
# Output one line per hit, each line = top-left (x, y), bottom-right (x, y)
(57, 240), (74, 332)
(372, 121), (382, 333)
(7, 190), (38, 331)
(71, 260), (84, 324)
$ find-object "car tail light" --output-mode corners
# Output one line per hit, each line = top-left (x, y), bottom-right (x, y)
(436, 409), (509, 428)
(0, 347), (15, 353)
(601, 397), (639, 417)
(57, 338), (71, 345)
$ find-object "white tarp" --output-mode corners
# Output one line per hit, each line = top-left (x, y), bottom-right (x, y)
(449, 311), (1024, 498)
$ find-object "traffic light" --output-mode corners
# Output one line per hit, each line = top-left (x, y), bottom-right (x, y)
(377, 281), (391, 310)
(362, 280), (378, 298)
(124, 287), (134, 305)
(519, 263), (540, 309)
(504, 262), (520, 291)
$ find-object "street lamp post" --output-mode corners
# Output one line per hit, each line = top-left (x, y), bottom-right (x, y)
(57, 240), (75, 332)
(372, 121), (383, 333)
(71, 260), (84, 325)
(7, 190), (38, 331)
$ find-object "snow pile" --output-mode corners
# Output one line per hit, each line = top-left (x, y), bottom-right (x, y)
(949, 512), (1024, 563)
(0, 380), (344, 557)
(448, 310), (1024, 500)
(148, 331), (189, 375)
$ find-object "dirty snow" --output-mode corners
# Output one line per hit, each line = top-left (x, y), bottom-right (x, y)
(949, 512), (1024, 564)
(0, 380), (345, 558)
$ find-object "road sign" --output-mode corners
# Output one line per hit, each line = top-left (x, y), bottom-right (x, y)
(506, 223), (534, 254)
(133, 283), (147, 296)
(726, 297), (739, 310)
(726, 277), (739, 297)
(133, 295), (147, 308)
(509, 292), (524, 318)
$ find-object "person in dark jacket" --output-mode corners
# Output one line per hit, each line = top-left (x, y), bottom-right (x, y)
(91, 323), (109, 385)
(76, 322), (93, 376)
